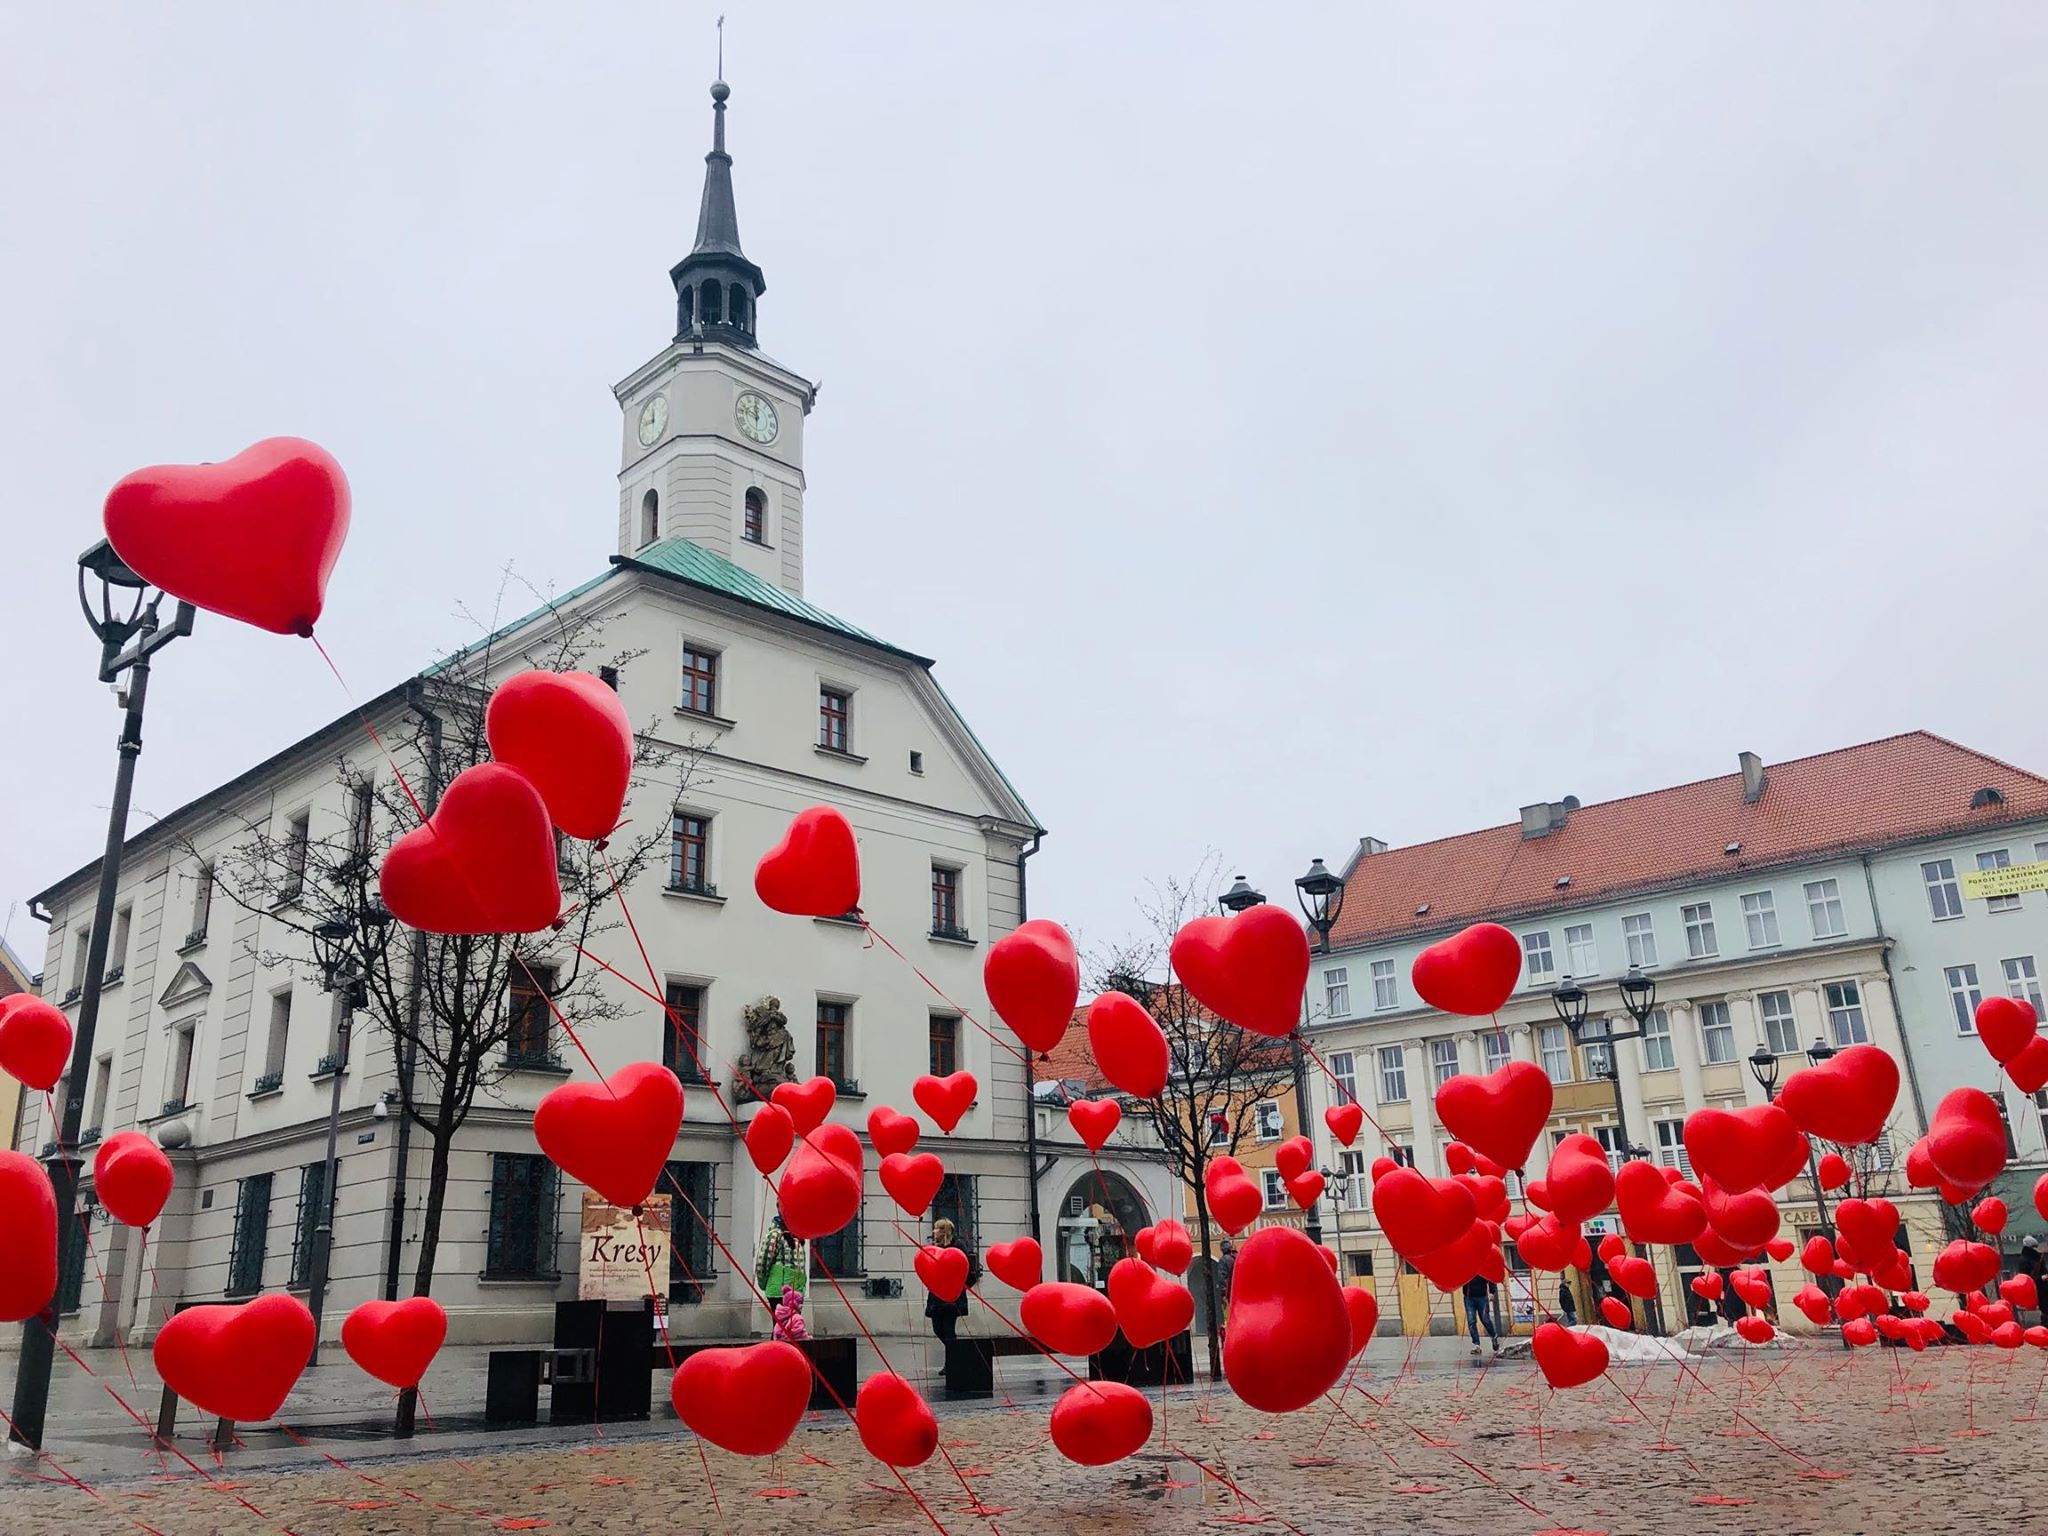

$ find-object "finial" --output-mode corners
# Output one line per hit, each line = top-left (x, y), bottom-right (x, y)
(716, 13), (726, 82)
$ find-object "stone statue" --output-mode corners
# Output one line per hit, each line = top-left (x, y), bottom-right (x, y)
(734, 995), (796, 1102)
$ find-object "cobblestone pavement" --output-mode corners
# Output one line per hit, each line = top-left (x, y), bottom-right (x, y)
(2, 1343), (2044, 1536)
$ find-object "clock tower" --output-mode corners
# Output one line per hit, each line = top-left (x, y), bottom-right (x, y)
(613, 77), (817, 597)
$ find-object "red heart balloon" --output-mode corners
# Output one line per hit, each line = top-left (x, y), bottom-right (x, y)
(378, 763), (561, 934)
(1050, 1380), (1152, 1465)
(1926, 1087), (2008, 1189)
(856, 1371), (938, 1467)
(1373, 1167), (1479, 1260)
(1108, 1257), (1193, 1348)
(1543, 1133), (1616, 1224)
(1532, 1321), (1608, 1388)
(985, 1237), (1042, 1290)
(1792, 1283), (1832, 1326)
(1068, 1098), (1121, 1151)
(1933, 1238), (2002, 1295)
(1466, 1173), (1511, 1224)
(1021, 1281), (1119, 1355)
(1086, 992), (1169, 1099)
(534, 1062), (683, 1209)
(102, 437), (349, 636)
(671, 1341), (812, 1456)
(1692, 1225), (1758, 1267)
(983, 920), (1081, 1054)
(1734, 1315), (1775, 1345)
(1434, 1063), (1552, 1172)
(2036, 1171), (2048, 1222)
(865, 1105), (919, 1158)
(154, 1294), (316, 1422)
(1764, 1236), (1795, 1263)
(777, 1123), (865, 1241)
(1597, 1232), (1627, 1263)
(911, 1070), (977, 1133)
(1815, 1152), (1852, 1191)
(1509, 1212), (1581, 1272)
(0, 996), (72, 1093)
(1612, 1255), (1659, 1300)
(1843, 1317), (1879, 1347)
(772, 1077), (836, 1136)
(1691, 1272), (1724, 1301)
(1325, 1102), (1364, 1147)
(1975, 995), (2040, 1065)
(484, 671), (635, 842)
(1139, 1219), (1193, 1276)
(1445, 1142), (1477, 1176)
(2027, 1325), (2048, 1350)
(1413, 1219), (1504, 1291)
(0, 1152), (56, 1323)
(91, 1130), (173, 1228)
(1273, 1135), (1314, 1183)
(1344, 1285), (1379, 1356)
(2009, 1035), (2048, 1094)
(1682, 1104), (1799, 1194)
(1410, 922), (1522, 1017)
(1833, 1197), (1899, 1262)
(341, 1297), (447, 1390)
(1776, 1044), (1899, 1146)
(754, 806), (861, 918)
(1206, 1173), (1262, 1236)
(880, 1152), (946, 1217)
(745, 1105), (796, 1175)
(1600, 1296), (1633, 1328)
(1286, 1171), (1326, 1209)
(1730, 1266), (1772, 1309)
(915, 1244), (969, 1302)
(1169, 906), (1310, 1039)
(1702, 1179), (1780, 1250)
(1799, 1235), (1836, 1275)
(2000, 1274), (2038, 1311)
(1221, 1227), (1349, 1412)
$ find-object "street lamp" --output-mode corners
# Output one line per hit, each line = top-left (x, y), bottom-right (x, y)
(1748, 1035), (1841, 1249)
(1219, 875), (1266, 915)
(10, 545), (195, 1452)
(1293, 859), (1346, 947)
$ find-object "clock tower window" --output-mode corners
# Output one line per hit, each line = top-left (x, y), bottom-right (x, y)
(743, 488), (766, 544)
(640, 489), (660, 548)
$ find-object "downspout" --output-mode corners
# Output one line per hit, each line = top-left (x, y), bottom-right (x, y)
(1862, 853), (1931, 1134)
(1018, 832), (1045, 1245)
(384, 686), (442, 1301)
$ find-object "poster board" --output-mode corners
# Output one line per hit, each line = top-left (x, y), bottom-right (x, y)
(579, 1192), (671, 1329)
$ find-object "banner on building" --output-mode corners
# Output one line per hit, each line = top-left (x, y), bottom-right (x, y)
(1961, 860), (2048, 900)
(579, 1192), (671, 1308)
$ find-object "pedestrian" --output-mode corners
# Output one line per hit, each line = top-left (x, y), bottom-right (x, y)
(1557, 1277), (1578, 1328)
(756, 1212), (805, 1306)
(1214, 1238), (1238, 1347)
(1463, 1273), (1500, 1355)
(2020, 1235), (2046, 1322)
(924, 1217), (978, 1347)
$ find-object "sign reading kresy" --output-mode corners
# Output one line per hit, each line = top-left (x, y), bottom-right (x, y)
(579, 1192), (671, 1302)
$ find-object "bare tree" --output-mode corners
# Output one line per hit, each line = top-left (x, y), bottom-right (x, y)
(1093, 860), (1297, 1379)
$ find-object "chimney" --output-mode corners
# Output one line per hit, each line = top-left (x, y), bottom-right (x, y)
(1520, 800), (1574, 839)
(1740, 751), (1766, 805)
(1357, 836), (1387, 858)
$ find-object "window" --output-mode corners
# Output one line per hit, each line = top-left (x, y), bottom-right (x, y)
(665, 1160), (715, 1302)
(2003, 956), (2045, 1020)
(87, 1055), (111, 1134)
(1947, 965), (1984, 1034)
(1824, 981), (1869, 1046)
(1539, 1025), (1572, 1083)
(929, 1013), (960, 1077)
(1523, 931), (1554, 983)
(932, 1173), (978, 1259)
(817, 1001), (851, 1087)
(669, 814), (711, 894)
(1804, 878), (1847, 939)
(1481, 1030), (1510, 1073)
(1641, 1009), (1675, 1071)
(108, 905), (131, 978)
(1697, 1001), (1735, 1064)
(69, 926), (90, 993)
(1370, 959), (1398, 1011)
(1654, 1119), (1693, 1179)
(1328, 1051), (1357, 1105)
(1622, 913), (1658, 969)
(681, 646), (719, 716)
(810, 1206), (863, 1278)
(1261, 1169), (1288, 1208)
(1207, 1111), (1230, 1147)
(290, 1162), (330, 1288)
(264, 991), (291, 1079)
(743, 487), (766, 544)
(349, 781), (375, 860)
(225, 1174), (272, 1297)
(1594, 1126), (1627, 1172)
(1740, 891), (1780, 949)
(640, 488), (660, 547)
(1378, 1046), (1408, 1103)
(931, 866), (965, 939)
(189, 863), (213, 943)
(1581, 1028), (1612, 1079)
(166, 1022), (196, 1111)
(281, 811), (310, 901)
(662, 982), (707, 1085)
(485, 1154), (559, 1279)
(2036, 1088), (2048, 1149)
(909, 751), (924, 775)
(1978, 849), (2019, 913)
(819, 687), (851, 752)
(1564, 924), (1597, 977)
(506, 964), (557, 1067)
(1429, 1038), (1460, 1089)
(1923, 859), (1964, 921)
(1682, 903), (1717, 960)
(1255, 1100), (1283, 1141)
(1340, 1150), (1368, 1211)
(1759, 990), (1800, 1055)
(1324, 967), (1351, 1018)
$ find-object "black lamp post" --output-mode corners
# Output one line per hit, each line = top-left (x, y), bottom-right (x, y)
(1749, 1034), (1841, 1250)
(1290, 859), (1347, 1248)
(9, 546), (194, 1452)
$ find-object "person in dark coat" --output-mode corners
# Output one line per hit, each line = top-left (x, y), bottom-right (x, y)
(924, 1217), (979, 1345)
(1557, 1277), (1578, 1328)
(1463, 1274), (1500, 1354)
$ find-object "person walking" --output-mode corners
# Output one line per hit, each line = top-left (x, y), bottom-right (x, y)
(1213, 1238), (1238, 1348)
(2020, 1235), (2046, 1323)
(924, 1217), (978, 1347)
(1557, 1277), (1578, 1328)
(1463, 1273), (1500, 1355)
(756, 1213), (805, 1309)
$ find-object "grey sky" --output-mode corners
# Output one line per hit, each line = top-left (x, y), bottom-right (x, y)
(4, 5), (2046, 967)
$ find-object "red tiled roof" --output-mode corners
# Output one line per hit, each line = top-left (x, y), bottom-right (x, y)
(1330, 731), (2048, 948)
(1034, 1012), (1108, 1090)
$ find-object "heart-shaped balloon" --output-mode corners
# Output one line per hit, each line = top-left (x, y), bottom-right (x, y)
(1412, 1219), (1505, 1291)
(1206, 1172), (1262, 1236)
(1509, 1212), (1580, 1272)
(1734, 1316), (1775, 1345)
(1702, 1179), (1780, 1250)
(1615, 1159), (1706, 1245)
(1834, 1197), (1900, 1265)
(1800, 1235), (1836, 1275)
(102, 437), (350, 636)
(1974, 1196), (2009, 1235)
(914, 1244), (969, 1302)
(912, 1071), (977, 1133)
(341, 1297), (447, 1390)
(778, 1123), (865, 1241)
(1068, 1098), (1121, 1151)
(91, 1130), (173, 1228)
(1926, 1087), (2007, 1189)
(1975, 995), (2040, 1065)
(1815, 1152), (1852, 1191)
(745, 1105), (796, 1175)
(1169, 906), (1310, 1039)
(1932, 1238), (2001, 1295)
(1286, 1171), (1325, 1210)
(1344, 1285), (1379, 1355)
(754, 806), (861, 918)
(2009, 1035), (2048, 1095)
(772, 1077), (836, 1136)
(1434, 1062), (1552, 1172)
(378, 763), (562, 934)
(1729, 1267), (1772, 1309)
(1086, 992), (1169, 1099)
(880, 1152), (945, 1217)
(1466, 1173), (1511, 1224)
(1543, 1133), (1616, 1224)
(1776, 1044), (1899, 1146)
(1050, 1381), (1152, 1465)
(1597, 1232), (1627, 1263)
(1682, 1104), (1800, 1194)
(1842, 1317), (1879, 1347)
(1600, 1296), (1633, 1328)
(0, 1153), (57, 1323)
(1021, 1281), (1119, 1356)
(483, 670), (635, 842)
(671, 1341), (812, 1456)
(1691, 1272), (1724, 1301)
(1373, 1167), (1479, 1260)
(2000, 1274), (2038, 1311)
(1792, 1283), (1832, 1326)
(1107, 1257), (1193, 1348)
(1273, 1135), (1314, 1182)
(855, 1371), (938, 1467)
(1136, 1219), (1193, 1276)
(2037, 1171), (2048, 1222)
(1764, 1236), (1795, 1263)
(533, 1062), (683, 1209)
(0, 996), (72, 1093)
(1532, 1321), (1608, 1389)
(866, 1105), (919, 1158)
(154, 1294), (316, 1423)
(985, 1237), (1043, 1290)
(1410, 922), (1522, 1016)
(1325, 1102), (1364, 1147)
(1611, 1255), (1659, 1299)
(1222, 1227), (1349, 1412)
(983, 920), (1081, 1054)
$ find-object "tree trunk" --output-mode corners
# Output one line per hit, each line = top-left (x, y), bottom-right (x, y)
(410, 1128), (455, 1298)
(1191, 1177), (1222, 1381)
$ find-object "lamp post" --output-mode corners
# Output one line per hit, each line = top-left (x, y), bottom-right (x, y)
(1748, 1036), (1841, 1256)
(9, 544), (194, 1452)
(1292, 859), (1347, 1249)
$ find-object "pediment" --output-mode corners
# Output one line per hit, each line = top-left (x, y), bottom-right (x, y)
(158, 961), (211, 1009)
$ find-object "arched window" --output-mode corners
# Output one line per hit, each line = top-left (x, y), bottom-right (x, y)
(1055, 1169), (1150, 1288)
(678, 285), (694, 331)
(701, 281), (723, 325)
(639, 488), (659, 547)
(729, 283), (749, 332)
(743, 487), (766, 544)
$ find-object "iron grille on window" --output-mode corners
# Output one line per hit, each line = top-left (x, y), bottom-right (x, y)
(663, 983), (709, 1085)
(225, 1173), (273, 1297)
(290, 1161), (330, 1288)
(485, 1154), (559, 1279)
(665, 1160), (716, 1303)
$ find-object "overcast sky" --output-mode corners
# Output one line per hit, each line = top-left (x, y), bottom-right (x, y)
(4, 4), (2046, 969)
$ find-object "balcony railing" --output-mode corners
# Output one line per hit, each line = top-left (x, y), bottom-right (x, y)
(250, 1072), (284, 1096)
(929, 923), (973, 944)
(311, 1053), (345, 1079)
(180, 927), (208, 951)
(62, 986), (82, 1005)
(102, 965), (124, 985)
(505, 1046), (568, 1073)
(664, 878), (721, 899)
(160, 1097), (187, 1117)
(79, 1127), (102, 1148)
(828, 1076), (862, 1097)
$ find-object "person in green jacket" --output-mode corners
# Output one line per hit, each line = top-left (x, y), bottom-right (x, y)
(757, 1213), (806, 1305)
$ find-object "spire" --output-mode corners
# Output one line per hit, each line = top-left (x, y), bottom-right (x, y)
(671, 73), (766, 347)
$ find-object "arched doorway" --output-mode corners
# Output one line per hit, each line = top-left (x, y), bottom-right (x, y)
(1055, 1169), (1150, 1289)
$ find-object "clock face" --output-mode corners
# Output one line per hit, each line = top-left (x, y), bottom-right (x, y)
(637, 394), (668, 447)
(735, 391), (779, 444)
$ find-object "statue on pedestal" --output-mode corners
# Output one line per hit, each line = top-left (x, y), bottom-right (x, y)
(734, 995), (796, 1103)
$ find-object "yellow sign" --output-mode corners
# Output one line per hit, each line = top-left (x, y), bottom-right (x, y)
(1961, 860), (2048, 901)
(578, 1192), (671, 1302)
